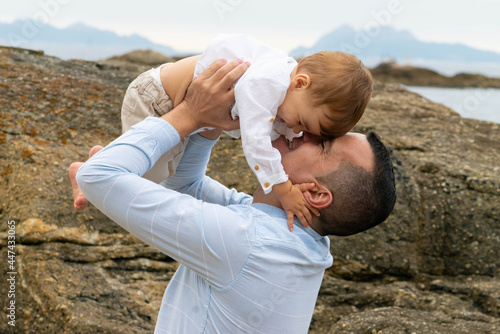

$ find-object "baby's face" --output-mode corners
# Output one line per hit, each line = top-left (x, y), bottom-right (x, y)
(277, 90), (330, 137)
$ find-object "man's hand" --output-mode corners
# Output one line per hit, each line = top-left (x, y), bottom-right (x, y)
(161, 58), (250, 138)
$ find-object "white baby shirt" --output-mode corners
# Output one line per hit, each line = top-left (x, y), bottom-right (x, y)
(194, 34), (299, 194)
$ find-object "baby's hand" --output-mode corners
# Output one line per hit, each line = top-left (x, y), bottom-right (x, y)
(272, 181), (320, 231)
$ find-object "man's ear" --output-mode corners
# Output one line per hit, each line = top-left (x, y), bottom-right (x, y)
(303, 182), (332, 209)
(292, 73), (311, 90)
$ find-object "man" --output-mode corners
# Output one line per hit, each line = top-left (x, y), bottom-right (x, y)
(75, 59), (396, 333)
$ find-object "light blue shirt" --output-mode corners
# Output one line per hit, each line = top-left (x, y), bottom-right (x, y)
(77, 117), (333, 334)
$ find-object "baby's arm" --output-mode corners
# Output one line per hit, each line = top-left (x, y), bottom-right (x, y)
(272, 181), (319, 231)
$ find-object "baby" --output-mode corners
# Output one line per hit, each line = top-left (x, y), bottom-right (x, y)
(70, 34), (373, 231)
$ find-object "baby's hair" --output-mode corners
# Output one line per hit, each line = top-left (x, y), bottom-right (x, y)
(297, 51), (373, 137)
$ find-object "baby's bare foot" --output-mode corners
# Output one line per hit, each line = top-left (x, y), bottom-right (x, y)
(69, 162), (87, 210)
(69, 145), (103, 210)
(89, 145), (103, 158)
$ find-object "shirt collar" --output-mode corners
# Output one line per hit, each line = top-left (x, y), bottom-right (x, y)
(252, 203), (325, 241)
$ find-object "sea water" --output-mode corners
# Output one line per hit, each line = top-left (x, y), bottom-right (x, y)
(405, 86), (500, 124)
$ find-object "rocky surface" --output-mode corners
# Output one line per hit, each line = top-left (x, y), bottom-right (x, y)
(105, 49), (176, 67)
(370, 61), (500, 88)
(1, 47), (499, 333)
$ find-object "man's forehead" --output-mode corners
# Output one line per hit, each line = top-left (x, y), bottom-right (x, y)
(347, 132), (367, 140)
(330, 132), (373, 170)
(329, 132), (366, 149)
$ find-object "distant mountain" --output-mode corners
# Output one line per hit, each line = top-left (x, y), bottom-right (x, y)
(290, 25), (500, 64)
(0, 20), (183, 60)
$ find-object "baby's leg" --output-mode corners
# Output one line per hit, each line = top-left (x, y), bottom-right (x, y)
(69, 145), (103, 210)
(121, 66), (187, 183)
(121, 66), (174, 133)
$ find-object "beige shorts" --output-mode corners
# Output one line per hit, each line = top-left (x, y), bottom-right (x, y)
(121, 66), (189, 183)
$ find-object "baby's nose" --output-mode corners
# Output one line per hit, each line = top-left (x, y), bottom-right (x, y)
(293, 124), (306, 134)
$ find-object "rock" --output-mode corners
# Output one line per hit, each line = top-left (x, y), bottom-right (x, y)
(330, 81), (500, 278)
(309, 274), (500, 333)
(370, 61), (500, 88)
(327, 307), (498, 333)
(105, 49), (175, 67)
(18, 218), (101, 245)
(0, 46), (499, 333)
(18, 218), (57, 235)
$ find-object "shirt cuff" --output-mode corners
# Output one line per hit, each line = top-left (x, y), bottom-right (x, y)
(188, 132), (220, 152)
(261, 174), (289, 194)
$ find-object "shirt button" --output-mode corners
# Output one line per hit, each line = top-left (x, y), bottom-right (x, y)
(264, 182), (270, 188)
(254, 165), (260, 171)
(270, 118), (274, 123)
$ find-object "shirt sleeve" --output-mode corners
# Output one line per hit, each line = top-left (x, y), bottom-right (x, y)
(164, 133), (254, 207)
(76, 117), (255, 288)
(235, 76), (290, 194)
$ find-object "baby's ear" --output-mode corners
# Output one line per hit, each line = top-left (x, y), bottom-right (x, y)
(303, 182), (332, 209)
(293, 73), (311, 89)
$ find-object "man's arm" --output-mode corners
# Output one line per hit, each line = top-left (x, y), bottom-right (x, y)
(161, 58), (254, 205)
(163, 132), (253, 207)
(77, 59), (254, 287)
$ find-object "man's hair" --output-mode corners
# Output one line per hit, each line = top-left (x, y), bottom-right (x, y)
(297, 51), (373, 138)
(315, 132), (396, 236)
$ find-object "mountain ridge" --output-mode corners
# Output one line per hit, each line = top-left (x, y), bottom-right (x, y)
(1, 20), (500, 75)
(0, 19), (182, 60)
(290, 25), (500, 63)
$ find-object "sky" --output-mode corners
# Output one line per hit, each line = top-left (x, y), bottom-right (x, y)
(1, 0), (500, 54)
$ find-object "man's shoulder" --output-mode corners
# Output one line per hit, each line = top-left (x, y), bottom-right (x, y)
(247, 205), (332, 262)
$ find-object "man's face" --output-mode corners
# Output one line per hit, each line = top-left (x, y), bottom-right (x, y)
(272, 132), (374, 184)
